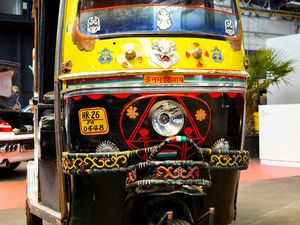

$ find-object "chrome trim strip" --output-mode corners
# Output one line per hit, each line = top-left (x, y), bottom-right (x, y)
(27, 161), (62, 224)
(58, 69), (248, 81)
(54, 0), (69, 220)
(33, 107), (39, 203)
(62, 86), (246, 99)
(66, 81), (246, 89)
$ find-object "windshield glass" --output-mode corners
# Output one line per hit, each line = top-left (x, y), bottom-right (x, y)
(78, 0), (238, 36)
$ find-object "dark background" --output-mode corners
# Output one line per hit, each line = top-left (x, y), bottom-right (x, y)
(0, 0), (34, 107)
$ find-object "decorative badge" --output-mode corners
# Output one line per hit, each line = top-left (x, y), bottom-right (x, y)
(87, 16), (101, 34)
(157, 8), (172, 30)
(98, 48), (113, 64)
(224, 19), (234, 36)
(150, 39), (180, 68)
(211, 47), (223, 63)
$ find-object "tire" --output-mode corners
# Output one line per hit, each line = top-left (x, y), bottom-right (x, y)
(26, 199), (43, 225)
(170, 219), (191, 225)
(6, 162), (21, 170)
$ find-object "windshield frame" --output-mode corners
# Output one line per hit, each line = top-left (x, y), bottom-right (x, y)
(75, 0), (240, 39)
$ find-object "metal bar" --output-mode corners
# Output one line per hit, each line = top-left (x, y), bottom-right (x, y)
(54, 0), (68, 221)
(208, 208), (215, 225)
(63, 87), (246, 99)
(54, 81), (68, 221)
(241, 6), (300, 18)
(191, 207), (215, 225)
(192, 211), (209, 225)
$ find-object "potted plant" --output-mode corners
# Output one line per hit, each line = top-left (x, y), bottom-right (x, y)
(245, 48), (295, 157)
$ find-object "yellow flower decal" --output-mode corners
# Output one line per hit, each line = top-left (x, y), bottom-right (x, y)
(195, 109), (207, 122)
(126, 106), (139, 119)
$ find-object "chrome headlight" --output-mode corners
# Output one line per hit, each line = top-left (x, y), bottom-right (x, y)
(150, 100), (185, 137)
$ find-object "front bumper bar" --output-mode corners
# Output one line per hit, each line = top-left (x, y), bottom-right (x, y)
(62, 136), (249, 175)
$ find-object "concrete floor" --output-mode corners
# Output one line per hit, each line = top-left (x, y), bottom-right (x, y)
(0, 162), (300, 225)
(233, 176), (300, 225)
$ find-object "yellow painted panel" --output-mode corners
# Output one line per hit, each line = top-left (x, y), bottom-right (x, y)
(62, 0), (245, 76)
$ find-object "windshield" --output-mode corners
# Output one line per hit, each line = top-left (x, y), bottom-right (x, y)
(78, 0), (239, 36)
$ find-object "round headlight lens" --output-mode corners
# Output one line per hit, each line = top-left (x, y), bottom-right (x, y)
(150, 100), (185, 137)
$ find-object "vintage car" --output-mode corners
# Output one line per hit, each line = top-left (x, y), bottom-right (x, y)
(0, 60), (34, 170)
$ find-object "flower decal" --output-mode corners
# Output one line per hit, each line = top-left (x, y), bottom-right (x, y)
(126, 106), (139, 119)
(195, 109), (207, 122)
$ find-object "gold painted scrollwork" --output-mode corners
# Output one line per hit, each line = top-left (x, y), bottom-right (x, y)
(210, 152), (246, 167)
(62, 152), (129, 174)
(62, 153), (84, 171)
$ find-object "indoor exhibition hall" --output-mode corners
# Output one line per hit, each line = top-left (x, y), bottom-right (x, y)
(1, 0), (300, 225)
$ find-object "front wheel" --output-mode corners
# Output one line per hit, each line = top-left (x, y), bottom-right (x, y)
(170, 219), (191, 225)
(26, 199), (43, 225)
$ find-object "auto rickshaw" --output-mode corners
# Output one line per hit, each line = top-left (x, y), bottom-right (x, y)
(26, 0), (249, 225)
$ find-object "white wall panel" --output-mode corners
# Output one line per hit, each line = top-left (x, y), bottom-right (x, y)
(266, 34), (300, 104)
(259, 104), (300, 167)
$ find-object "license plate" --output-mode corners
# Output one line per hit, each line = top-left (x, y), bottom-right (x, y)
(78, 107), (109, 135)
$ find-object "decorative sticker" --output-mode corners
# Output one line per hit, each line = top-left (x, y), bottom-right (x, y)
(186, 51), (191, 58)
(78, 107), (109, 135)
(137, 56), (143, 63)
(224, 19), (234, 36)
(150, 39), (180, 68)
(204, 51), (209, 57)
(122, 61), (129, 68)
(196, 62), (203, 67)
(144, 74), (184, 84)
(98, 48), (113, 64)
(66, 21), (72, 33)
(87, 16), (101, 34)
(195, 109), (207, 122)
(126, 106), (139, 119)
(117, 55), (130, 68)
(157, 8), (172, 30)
(211, 47), (223, 63)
